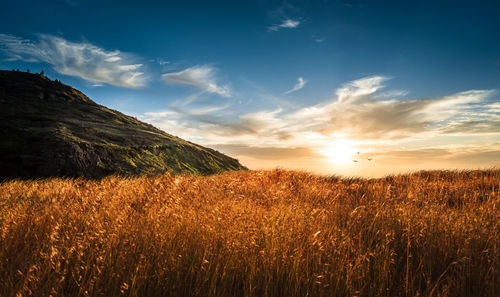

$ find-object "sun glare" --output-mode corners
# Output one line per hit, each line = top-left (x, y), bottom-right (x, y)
(316, 139), (359, 165)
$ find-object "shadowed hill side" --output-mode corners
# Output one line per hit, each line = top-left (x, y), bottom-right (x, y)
(0, 70), (246, 179)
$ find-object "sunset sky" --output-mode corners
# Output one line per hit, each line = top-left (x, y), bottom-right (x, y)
(1, 0), (499, 176)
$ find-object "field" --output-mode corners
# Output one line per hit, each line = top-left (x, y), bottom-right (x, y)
(0, 169), (498, 297)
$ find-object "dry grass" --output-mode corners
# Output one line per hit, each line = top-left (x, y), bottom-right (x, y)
(0, 169), (498, 297)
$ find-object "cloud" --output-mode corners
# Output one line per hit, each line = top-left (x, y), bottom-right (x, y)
(313, 79), (495, 140)
(335, 75), (388, 103)
(162, 65), (231, 97)
(268, 19), (300, 31)
(153, 58), (170, 66)
(143, 76), (499, 151)
(312, 35), (326, 43)
(285, 77), (307, 94)
(0, 33), (146, 88)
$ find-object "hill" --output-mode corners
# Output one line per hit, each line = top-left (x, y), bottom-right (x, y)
(0, 169), (498, 296)
(0, 70), (246, 179)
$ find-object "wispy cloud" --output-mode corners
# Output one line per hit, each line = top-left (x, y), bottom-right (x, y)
(312, 35), (326, 43)
(285, 77), (307, 94)
(143, 76), (499, 152)
(153, 58), (170, 66)
(293, 77), (496, 140)
(0, 33), (146, 88)
(162, 65), (231, 97)
(335, 76), (388, 103)
(268, 19), (300, 31)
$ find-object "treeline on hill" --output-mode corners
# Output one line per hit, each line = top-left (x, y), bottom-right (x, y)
(0, 169), (498, 297)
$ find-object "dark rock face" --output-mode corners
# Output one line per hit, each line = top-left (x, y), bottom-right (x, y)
(0, 70), (247, 179)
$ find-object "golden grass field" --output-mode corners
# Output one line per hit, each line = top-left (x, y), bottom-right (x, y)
(0, 169), (498, 297)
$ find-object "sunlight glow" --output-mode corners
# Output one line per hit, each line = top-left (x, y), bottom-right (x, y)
(315, 139), (360, 165)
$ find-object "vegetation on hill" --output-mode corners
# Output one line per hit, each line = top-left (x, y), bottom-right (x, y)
(0, 70), (246, 179)
(0, 169), (498, 296)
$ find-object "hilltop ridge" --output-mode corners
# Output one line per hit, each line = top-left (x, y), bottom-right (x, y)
(0, 70), (246, 179)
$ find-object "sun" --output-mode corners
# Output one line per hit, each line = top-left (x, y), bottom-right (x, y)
(316, 139), (359, 165)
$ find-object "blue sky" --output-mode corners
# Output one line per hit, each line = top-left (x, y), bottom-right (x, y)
(1, 0), (499, 176)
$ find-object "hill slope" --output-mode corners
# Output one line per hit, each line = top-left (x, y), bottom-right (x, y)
(0, 70), (246, 179)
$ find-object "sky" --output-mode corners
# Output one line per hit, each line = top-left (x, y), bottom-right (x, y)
(1, 0), (499, 177)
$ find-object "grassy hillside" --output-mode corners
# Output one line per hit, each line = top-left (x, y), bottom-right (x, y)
(0, 169), (498, 296)
(0, 70), (246, 179)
